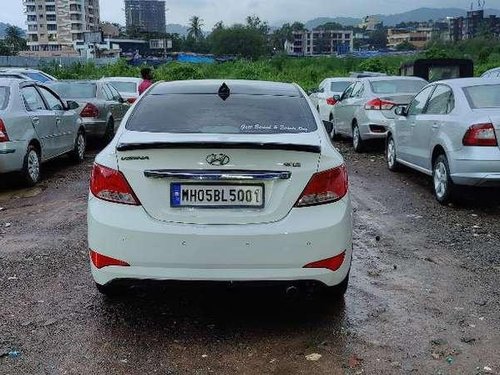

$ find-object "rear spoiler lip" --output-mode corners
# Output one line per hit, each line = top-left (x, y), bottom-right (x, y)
(116, 142), (321, 154)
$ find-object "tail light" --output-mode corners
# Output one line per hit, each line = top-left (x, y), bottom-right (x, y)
(90, 250), (129, 269)
(463, 123), (498, 146)
(364, 98), (396, 110)
(80, 103), (99, 118)
(127, 97), (137, 104)
(304, 251), (346, 272)
(90, 163), (140, 205)
(295, 165), (348, 207)
(326, 97), (338, 106)
(0, 119), (8, 142)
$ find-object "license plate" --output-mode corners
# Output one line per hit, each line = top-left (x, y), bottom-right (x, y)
(170, 183), (265, 208)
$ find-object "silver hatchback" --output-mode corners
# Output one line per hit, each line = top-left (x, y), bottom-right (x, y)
(386, 78), (500, 204)
(0, 78), (85, 185)
(332, 76), (427, 152)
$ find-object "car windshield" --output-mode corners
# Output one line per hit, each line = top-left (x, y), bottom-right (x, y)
(370, 79), (427, 94)
(49, 82), (97, 98)
(110, 81), (137, 93)
(23, 72), (52, 83)
(0, 87), (9, 109)
(126, 94), (317, 134)
(330, 81), (352, 92)
(463, 84), (500, 109)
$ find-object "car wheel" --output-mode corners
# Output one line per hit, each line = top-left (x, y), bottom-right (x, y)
(433, 154), (455, 205)
(103, 118), (115, 143)
(21, 145), (41, 186)
(325, 271), (349, 297)
(386, 136), (400, 172)
(352, 123), (364, 153)
(69, 130), (86, 163)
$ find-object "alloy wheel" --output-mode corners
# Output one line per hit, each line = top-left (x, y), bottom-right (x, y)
(433, 161), (448, 199)
(27, 150), (40, 183)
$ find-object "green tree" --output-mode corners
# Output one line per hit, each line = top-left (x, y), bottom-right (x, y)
(209, 25), (268, 59)
(396, 41), (416, 51)
(366, 29), (387, 49)
(314, 22), (344, 30)
(4, 26), (27, 55)
(188, 16), (204, 40)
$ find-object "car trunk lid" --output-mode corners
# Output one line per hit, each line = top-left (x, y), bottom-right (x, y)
(116, 131), (322, 225)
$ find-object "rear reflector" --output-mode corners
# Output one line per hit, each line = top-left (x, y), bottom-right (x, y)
(463, 123), (498, 146)
(0, 119), (8, 142)
(295, 165), (348, 207)
(90, 163), (140, 205)
(304, 251), (346, 272)
(364, 98), (396, 110)
(90, 250), (129, 269)
(81, 103), (99, 118)
(326, 97), (338, 106)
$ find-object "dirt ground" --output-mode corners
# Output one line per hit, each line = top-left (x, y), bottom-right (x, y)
(0, 139), (499, 375)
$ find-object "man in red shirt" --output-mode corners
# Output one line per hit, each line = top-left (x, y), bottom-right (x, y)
(138, 67), (153, 95)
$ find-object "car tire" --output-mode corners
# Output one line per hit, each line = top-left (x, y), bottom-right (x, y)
(69, 130), (86, 163)
(103, 118), (115, 143)
(21, 144), (41, 186)
(95, 283), (126, 298)
(386, 136), (400, 172)
(433, 154), (455, 205)
(352, 122), (364, 153)
(325, 271), (350, 297)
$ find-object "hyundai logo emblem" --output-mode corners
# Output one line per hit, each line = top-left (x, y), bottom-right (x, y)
(206, 153), (230, 166)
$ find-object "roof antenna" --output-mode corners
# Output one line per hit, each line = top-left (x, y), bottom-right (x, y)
(218, 82), (230, 101)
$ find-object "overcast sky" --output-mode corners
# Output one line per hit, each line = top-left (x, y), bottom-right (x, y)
(2, 0), (486, 28)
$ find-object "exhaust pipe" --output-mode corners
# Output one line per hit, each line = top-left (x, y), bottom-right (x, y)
(285, 286), (298, 298)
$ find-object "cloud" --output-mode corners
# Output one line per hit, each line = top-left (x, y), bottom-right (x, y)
(4, 0), (477, 28)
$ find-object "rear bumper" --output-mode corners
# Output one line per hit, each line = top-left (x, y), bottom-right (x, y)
(0, 141), (25, 174)
(88, 195), (353, 287)
(82, 119), (107, 137)
(450, 147), (500, 186)
(358, 111), (393, 140)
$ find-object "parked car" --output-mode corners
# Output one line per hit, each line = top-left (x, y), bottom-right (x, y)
(349, 71), (387, 78)
(47, 80), (129, 142)
(481, 67), (500, 78)
(101, 77), (142, 104)
(0, 78), (85, 186)
(88, 80), (353, 298)
(0, 68), (57, 83)
(331, 76), (428, 152)
(386, 78), (500, 204)
(309, 78), (355, 122)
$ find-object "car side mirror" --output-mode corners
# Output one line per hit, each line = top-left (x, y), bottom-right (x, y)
(333, 95), (341, 102)
(322, 120), (333, 134)
(66, 100), (79, 110)
(395, 106), (407, 116)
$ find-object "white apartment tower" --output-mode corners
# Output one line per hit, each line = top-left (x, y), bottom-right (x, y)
(24, 0), (100, 56)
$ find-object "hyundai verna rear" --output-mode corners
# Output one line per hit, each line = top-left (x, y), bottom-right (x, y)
(88, 80), (353, 296)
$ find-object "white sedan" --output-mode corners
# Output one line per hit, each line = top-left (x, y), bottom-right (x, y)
(88, 80), (353, 297)
(309, 78), (355, 121)
(101, 77), (142, 104)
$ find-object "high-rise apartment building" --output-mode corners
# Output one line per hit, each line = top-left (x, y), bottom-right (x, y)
(24, 0), (100, 56)
(125, 0), (166, 34)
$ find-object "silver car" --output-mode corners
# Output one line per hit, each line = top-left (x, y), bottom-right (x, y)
(0, 78), (85, 185)
(47, 80), (129, 142)
(0, 68), (57, 83)
(331, 76), (427, 152)
(386, 78), (500, 204)
(481, 67), (500, 78)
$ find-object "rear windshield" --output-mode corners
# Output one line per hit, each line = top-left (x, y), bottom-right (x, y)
(110, 81), (137, 93)
(49, 83), (97, 98)
(0, 87), (9, 109)
(370, 80), (426, 94)
(126, 94), (317, 134)
(330, 81), (352, 92)
(463, 85), (500, 109)
(24, 72), (52, 83)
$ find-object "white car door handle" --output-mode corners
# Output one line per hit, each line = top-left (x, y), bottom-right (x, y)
(56, 118), (61, 124)
(32, 117), (40, 125)
(432, 123), (439, 129)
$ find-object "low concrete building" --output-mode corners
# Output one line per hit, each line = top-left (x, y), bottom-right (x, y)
(387, 27), (434, 49)
(287, 30), (354, 56)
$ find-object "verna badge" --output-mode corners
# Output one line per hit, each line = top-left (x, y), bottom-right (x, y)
(206, 153), (230, 166)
